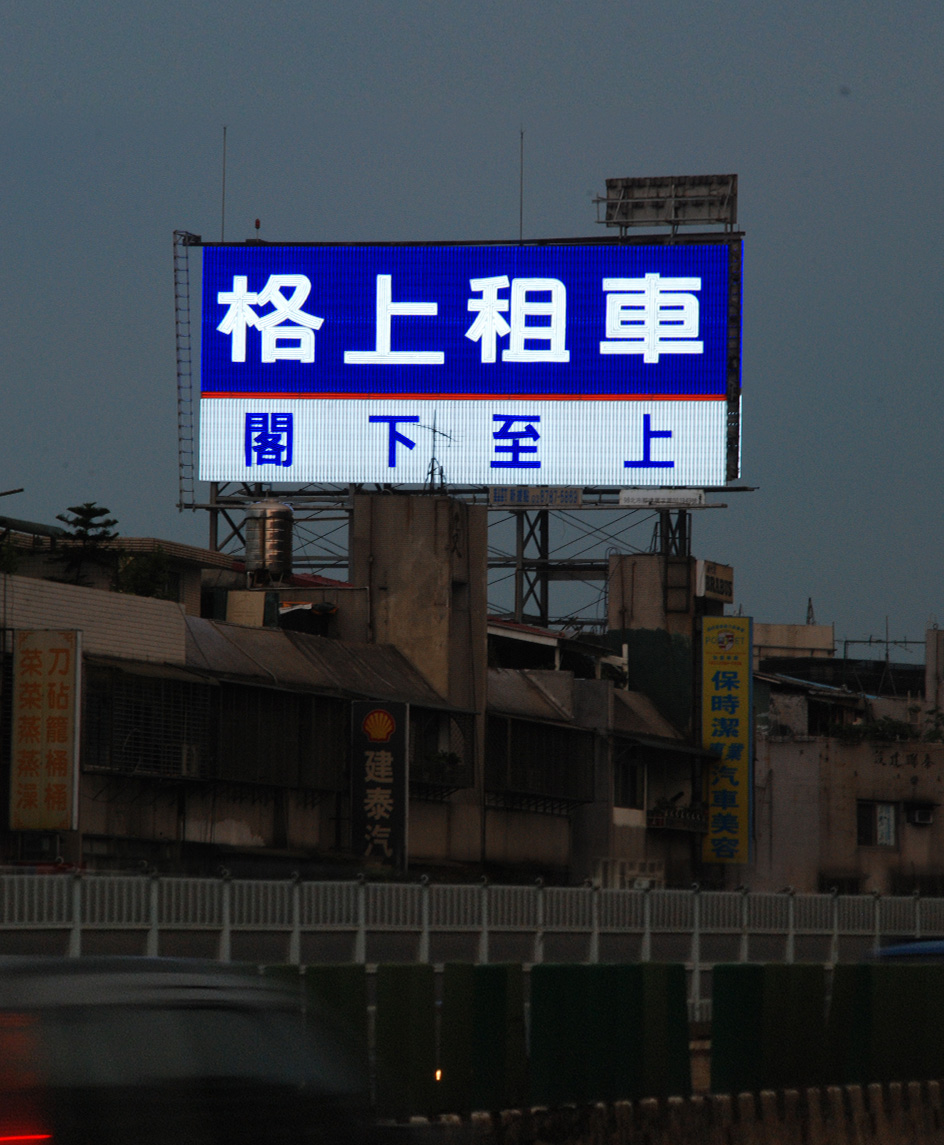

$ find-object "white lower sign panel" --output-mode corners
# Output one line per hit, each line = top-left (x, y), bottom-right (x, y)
(199, 398), (728, 486)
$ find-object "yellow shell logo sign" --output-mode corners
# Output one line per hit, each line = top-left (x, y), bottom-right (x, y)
(363, 708), (396, 743)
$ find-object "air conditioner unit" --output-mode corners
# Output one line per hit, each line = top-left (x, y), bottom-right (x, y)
(910, 808), (934, 826)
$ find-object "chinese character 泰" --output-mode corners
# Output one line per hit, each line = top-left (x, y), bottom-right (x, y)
(217, 275), (324, 363)
(364, 787), (394, 821)
(245, 413), (293, 467)
(491, 416), (541, 469)
(599, 274), (703, 362)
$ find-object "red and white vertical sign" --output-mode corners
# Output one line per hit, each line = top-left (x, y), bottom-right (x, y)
(10, 630), (81, 832)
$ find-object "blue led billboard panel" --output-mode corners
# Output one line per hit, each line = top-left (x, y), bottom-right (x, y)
(199, 242), (741, 486)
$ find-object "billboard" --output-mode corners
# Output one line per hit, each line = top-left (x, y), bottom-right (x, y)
(700, 617), (752, 864)
(199, 240), (741, 487)
(10, 630), (81, 832)
(350, 701), (408, 870)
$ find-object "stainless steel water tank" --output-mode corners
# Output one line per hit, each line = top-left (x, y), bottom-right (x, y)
(244, 500), (293, 579)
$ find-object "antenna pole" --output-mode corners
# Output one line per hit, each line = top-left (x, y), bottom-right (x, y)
(221, 126), (228, 243)
(519, 129), (524, 243)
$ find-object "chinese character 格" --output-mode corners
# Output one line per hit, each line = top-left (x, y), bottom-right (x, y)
(345, 275), (444, 365)
(217, 275), (324, 363)
(245, 413), (293, 467)
(599, 274), (703, 363)
(491, 416), (541, 469)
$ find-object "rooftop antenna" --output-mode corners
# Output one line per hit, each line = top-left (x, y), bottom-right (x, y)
(220, 126), (227, 243)
(519, 128), (524, 243)
(418, 413), (455, 492)
(807, 597), (816, 625)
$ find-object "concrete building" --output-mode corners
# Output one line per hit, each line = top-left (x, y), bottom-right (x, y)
(0, 495), (717, 885)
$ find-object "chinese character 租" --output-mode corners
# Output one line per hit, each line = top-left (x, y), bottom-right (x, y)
(217, 275), (324, 363)
(491, 416), (541, 469)
(465, 276), (512, 363)
(245, 413), (293, 467)
(600, 274), (703, 363)
(502, 279), (569, 363)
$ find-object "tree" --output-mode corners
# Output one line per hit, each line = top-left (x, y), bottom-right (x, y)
(55, 502), (119, 585)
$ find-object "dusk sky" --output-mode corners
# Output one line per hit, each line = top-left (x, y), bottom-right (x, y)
(3, 2), (942, 655)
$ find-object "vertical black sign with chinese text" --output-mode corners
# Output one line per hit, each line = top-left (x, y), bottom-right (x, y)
(351, 702), (408, 870)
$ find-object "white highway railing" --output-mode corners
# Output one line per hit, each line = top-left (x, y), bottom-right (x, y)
(2, 875), (940, 1019)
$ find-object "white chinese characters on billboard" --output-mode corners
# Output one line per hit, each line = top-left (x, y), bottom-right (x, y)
(199, 242), (742, 486)
(10, 630), (81, 832)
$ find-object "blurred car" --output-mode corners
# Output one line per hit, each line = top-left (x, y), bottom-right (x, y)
(0, 956), (369, 1145)
(869, 939), (944, 961)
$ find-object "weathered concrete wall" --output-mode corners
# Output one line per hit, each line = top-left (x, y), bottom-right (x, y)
(1, 573), (187, 662)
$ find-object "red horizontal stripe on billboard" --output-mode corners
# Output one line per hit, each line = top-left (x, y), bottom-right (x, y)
(201, 392), (729, 401)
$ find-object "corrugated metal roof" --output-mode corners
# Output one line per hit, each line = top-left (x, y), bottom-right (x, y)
(613, 690), (684, 739)
(184, 617), (455, 709)
(487, 668), (574, 722)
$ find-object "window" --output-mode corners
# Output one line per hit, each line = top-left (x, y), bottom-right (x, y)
(613, 744), (645, 810)
(857, 800), (897, 847)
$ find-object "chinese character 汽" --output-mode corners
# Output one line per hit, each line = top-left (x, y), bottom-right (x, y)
(599, 274), (703, 363)
(364, 824), (393, 858)
(491, 415), (541, 469)
(217, 275), (324, 363)
(245, 413), (293, 467)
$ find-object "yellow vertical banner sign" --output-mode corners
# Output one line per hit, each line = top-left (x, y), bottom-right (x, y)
(700, 617), (752, 864)
(10, 630), (82, 832)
